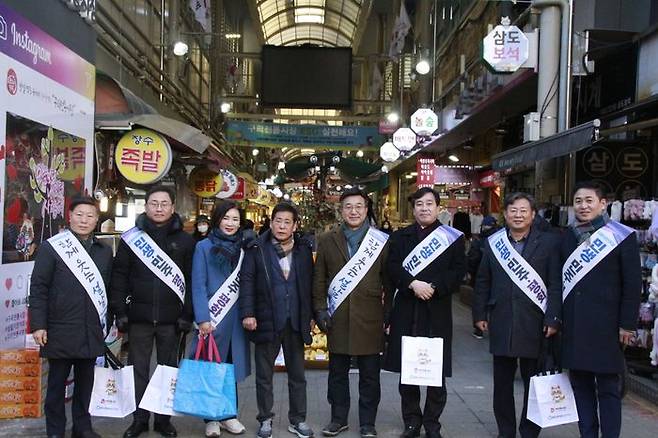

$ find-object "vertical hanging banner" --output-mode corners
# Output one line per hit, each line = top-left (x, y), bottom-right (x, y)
(0, 3), (96, 349)
(416, 157), (435, 188)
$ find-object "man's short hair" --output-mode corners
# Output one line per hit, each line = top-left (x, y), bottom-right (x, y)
(272, 202), (299, 222)
(572, 180), (605, 199)
(503, 192), (536, 211)
(408, 187), (441, 205)
(145, 185), (176, 204)
(339, 187), (369, 204)
(69, 195), (98, 212)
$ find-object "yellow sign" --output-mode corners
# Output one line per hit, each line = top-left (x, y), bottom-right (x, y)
(52, 131), (86, 181)
(189, 167), (223, 198)
(115, 128), (172, 184)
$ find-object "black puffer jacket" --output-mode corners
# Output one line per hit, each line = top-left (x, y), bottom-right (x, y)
(29, 236), (113, 359)
(110, 213), (195, 325)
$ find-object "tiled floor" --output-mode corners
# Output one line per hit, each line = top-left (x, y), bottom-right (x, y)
(2, 301), (658, 437)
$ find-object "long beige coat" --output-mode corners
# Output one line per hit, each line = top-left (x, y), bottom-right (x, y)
(312, 226), (390, 356)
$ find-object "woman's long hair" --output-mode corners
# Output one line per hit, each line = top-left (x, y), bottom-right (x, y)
(210, 201), (241, 230)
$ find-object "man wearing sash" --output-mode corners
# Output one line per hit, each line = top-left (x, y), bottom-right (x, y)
(29, 196), (113, 438)
(560, 181), (640, 438)
(473, 192), (561, 438)
(240, 202), (315, 438)
(110, 186), (195, 438)
(312, 188), (390, 438)
(383, 188), (466, 438)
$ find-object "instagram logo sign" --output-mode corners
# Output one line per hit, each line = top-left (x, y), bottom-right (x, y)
(0, 15), (7, 41)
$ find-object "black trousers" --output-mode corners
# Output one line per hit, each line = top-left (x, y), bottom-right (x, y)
(128, 323), (179, 425)
(569, 370), (622, 438)
(45, 358), (95, 436)
(399, 378), (447, 435)
(255, 322), (307, 424)
(327, 353), (380, 427)
(493, 355), (541, 438)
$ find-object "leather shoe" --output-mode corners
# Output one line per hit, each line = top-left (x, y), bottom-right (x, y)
(72, 430), (102, 438)
(123, 421), (149, 438)
(400, 426), (420, 438)
(154, 421), (178, 437)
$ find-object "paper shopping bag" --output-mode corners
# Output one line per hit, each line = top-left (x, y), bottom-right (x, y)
(88, 365), (136, 418)
(400, 336), (443, 387)
(527, 372), (579, 427)
(138, 365), (181, 416)
(173, 335), (237, 420)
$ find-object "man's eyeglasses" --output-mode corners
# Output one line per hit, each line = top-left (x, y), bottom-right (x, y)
(147, 201), (172, 209)
(342, 204), (366, 212)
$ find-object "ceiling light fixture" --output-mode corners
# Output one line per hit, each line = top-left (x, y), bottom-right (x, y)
(172, 41), (189, 57)
(252, 148), (260, 157)
(415, 59), (431, 75)
(386, 112), (400, 124)
(448, 154), (459, 162)
(356, 149), (364, 158)
(220, 102), (231, 113)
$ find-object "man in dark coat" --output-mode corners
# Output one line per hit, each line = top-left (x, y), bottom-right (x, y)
(560, 181), (640, 438)
(29, 196), (113, 438)
(473, 192), (561, 438)
(313, 188), (391, 438)
(383, 188), (466, 438)
(110, 186), (195, 438)
(240, 202), (315, 438)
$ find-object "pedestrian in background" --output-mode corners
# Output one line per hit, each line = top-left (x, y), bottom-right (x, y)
(29, 196), (112, 438)
(473, 192), (561, 438)
(192, 201), (255, 437)
(240, 202), (315, 438)
(561, 181), (641, 438)
(313, 188), (391, 438)
(384, 188), (466, 438)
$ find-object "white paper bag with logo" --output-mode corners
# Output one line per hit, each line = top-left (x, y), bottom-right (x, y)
(400, 336), (443, 387)
(88, 366), (136, 418)
(526, 372), (579, 427)
(138, 364), (181, 416)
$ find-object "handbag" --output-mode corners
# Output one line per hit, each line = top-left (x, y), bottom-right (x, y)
(526, 338), (579, 428)
(173, 335), (237, 420)
(88, 347), (136, 418)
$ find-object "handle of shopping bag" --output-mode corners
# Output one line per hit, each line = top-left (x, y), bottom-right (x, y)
(536, 336), (561, 376)
(194, 335), (222, 363)
(194, 334), (208, 360)
(206, 334), (223, 364)
(104, 346), (123, 370)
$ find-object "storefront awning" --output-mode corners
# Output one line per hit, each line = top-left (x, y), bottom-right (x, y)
(95, 72), (212, 154)
(492, 120), (601, 170)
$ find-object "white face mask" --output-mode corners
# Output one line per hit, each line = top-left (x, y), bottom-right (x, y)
(197, 224), (209, 234)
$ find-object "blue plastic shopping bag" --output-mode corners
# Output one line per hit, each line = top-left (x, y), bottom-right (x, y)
(173, 335), (237, 420)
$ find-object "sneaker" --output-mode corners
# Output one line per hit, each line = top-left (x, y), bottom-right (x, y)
(360, 426), (377, 438)
(257, 419), (273, 438)
(321, 422), (348, 437)
(288, 422), (314, 438)
(472, 328), (484, 339)
(221, 419), (246, 435)
(206, 422), (221, 438)
(400, 425), (420, 438)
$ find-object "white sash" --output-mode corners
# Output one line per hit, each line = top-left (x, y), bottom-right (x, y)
(562, 221), (634, 302)
(48, 230), (107, 335)
(488, 229), (548, 313)
(208, 250), (244, 327)
(327, 227), (389, 316)
(402, 225), (463, 276)
(121, 227), (185, 303)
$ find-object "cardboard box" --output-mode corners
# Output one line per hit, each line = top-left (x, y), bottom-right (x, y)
(0, 349), (39, 364)
(0, 403), (41, 419)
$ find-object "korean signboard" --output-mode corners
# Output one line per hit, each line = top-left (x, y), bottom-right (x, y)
(392, 127), (417, 152)
(410, 109), (438, 137)
(228, 177), (246, 200)
(115, 129), (172, 185)
(189, 167), (223, 198)
(226, 121), (382, 150)
(217, 169), (239, 199)
(483, 20), (528, 73)
(416, 157), (435, 188)
(0, 3), (96, 348)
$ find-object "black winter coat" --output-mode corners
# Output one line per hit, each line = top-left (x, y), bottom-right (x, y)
(467, 225), (501, 279)
(383, 222), (466, 377)
(472, 228), (562, 359)
(29, 236), (113, 359)
(239, 231), (314, 345)
(560, 227), (641, 373)
(110, 213), (195, 325)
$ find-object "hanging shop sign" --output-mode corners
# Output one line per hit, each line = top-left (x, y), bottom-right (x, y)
(478, 170), (497, 188)
(225, 121), (382, 150)
(52, 131), (86, 181)
(217, 169), (239, 199)
(416, 156), (435, 188)
(189, 167), (223, 198)
(62, 0), (96, 23)
(378, 118), (400, 135)
(115, 128), (172, 185)
(435, 166), (474, 185)
(483, 18), (529, 73)
(380, 141), (400, 162)
(392, 128), (417, 152)
(228, 177), (246, 200)
(410, 109), (438, 137)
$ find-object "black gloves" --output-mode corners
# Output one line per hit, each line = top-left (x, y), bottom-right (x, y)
(316, 310), (332, 333)
(176, 317), (193, 334)
(115, 315), (130, 333)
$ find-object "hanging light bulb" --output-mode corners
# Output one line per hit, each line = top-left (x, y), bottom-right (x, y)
(173, 40), (189, 57)
(356, 149), (364, 158)
(252, 148), (259, 156)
